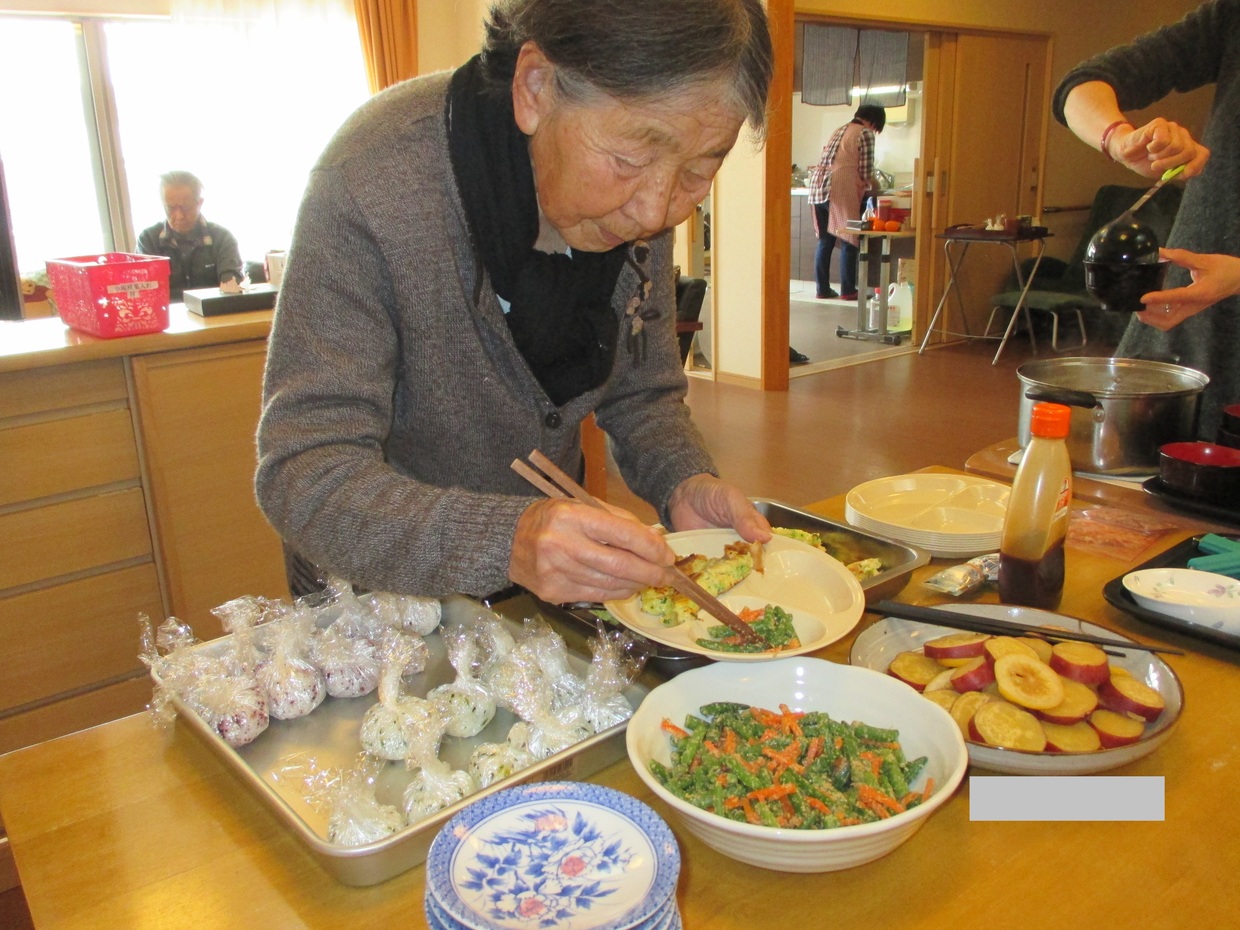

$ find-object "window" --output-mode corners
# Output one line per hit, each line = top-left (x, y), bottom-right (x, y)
(0, 7), (369, 276)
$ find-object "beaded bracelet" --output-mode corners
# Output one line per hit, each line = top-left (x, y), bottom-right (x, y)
(1100, 119), (1131, 161)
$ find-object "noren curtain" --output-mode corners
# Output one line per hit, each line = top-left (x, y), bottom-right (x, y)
(354, 0), (419, 93)
(801, 24), (908, 108)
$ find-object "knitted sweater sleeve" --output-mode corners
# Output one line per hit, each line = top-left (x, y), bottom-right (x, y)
(1052, 0), (1236, 123)
(255, 164), (531, 598)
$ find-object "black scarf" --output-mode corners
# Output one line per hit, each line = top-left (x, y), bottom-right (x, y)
(445, 55), (632, 408)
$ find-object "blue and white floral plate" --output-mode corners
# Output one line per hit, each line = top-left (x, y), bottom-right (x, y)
(425, 782), (680, 930)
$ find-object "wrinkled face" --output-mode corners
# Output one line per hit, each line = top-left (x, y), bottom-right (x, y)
(162, 183), (203, 235)
(512, 45), (746, 252)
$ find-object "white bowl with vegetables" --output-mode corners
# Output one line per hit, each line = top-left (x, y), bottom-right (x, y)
(625, 657), (967, 873)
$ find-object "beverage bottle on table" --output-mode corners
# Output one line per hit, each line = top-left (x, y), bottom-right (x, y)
(999, 402), (1072, 609)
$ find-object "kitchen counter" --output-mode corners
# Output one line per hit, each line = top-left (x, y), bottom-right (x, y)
(3, 469), (1237, 929)
(0, 303), (273, 374)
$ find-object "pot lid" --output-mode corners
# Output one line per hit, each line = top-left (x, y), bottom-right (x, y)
(1017, 357), (1209, 398)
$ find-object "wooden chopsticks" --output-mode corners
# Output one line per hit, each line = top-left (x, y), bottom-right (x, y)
(872, 600), (1184, 656)
(511, 451), (764, 646)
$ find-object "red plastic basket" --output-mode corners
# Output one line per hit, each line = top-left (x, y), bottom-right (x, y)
(45, 252), (171, 338)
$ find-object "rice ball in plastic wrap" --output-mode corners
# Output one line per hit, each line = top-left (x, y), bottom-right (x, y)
(311, 621), (382, 699)
(362, 591), (442, 637)
(515, 618), (586, 716)
(427, 625), (496, 738)
(467, 721), (537, 788)
(184, 669), (270, 747)
(360, 634), (447, 761)
(580, 627), (647, 733)
(256, 608), (326, 720)
(275, 752), (404, 847)
(156, 595), (270, 747)
(401, 758), (475, 823)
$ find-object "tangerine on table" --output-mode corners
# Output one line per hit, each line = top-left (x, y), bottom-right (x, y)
(884, 219), (903, 232)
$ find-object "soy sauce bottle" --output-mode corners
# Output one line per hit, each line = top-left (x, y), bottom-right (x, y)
(999, 402), (1073, 609)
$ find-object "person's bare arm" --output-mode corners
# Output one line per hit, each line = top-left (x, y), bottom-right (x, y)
(1061, 80), (1209, 179)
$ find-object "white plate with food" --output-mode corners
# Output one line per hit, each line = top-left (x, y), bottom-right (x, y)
(604, 529), (865, 662)
(848, 603), (1183, 775)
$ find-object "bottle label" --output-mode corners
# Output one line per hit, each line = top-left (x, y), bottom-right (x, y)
(1053, 477), (1071, 521)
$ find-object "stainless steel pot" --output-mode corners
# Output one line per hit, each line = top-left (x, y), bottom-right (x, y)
(1016, 357), (1209, 476)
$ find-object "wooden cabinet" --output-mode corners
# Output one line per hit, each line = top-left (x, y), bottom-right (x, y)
(0, 334), (288, 755)
(790, 192), (821, 283)
(0, 359), (162, 755)
(131, 342), (289, 640)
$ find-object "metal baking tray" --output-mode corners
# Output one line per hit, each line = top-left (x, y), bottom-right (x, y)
(750, 497), (930, 603)
(153, 593), (654, 886)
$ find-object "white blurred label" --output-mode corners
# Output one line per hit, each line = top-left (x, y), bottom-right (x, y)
(970, 776), (1164, 821)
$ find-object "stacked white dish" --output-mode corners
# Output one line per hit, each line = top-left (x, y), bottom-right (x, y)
(424, 781), (682, 930)
(845, 473), (1009, 558)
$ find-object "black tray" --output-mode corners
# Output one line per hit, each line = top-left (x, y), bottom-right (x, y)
(1142, 476), (1240, 527)
(1102, 533), (1240, 651)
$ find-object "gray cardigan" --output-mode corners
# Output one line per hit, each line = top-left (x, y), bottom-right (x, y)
(256, 71), (716, 598)
(1053, 0), (1240, 439)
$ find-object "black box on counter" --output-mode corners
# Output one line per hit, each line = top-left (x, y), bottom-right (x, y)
(183, 284), (278, 316)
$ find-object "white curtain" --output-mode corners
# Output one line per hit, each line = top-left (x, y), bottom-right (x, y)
(113, 0), (370, 257)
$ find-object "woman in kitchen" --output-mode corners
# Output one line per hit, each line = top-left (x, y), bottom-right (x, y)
(808, 104), (885, 301)
(1054, 0), (1239, 439)
(256, 0), (774, 606)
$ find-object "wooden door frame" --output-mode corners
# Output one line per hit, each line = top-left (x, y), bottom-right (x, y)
(760, 2), (1051, 388)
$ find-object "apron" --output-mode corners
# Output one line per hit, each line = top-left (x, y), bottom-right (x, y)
(824, 121), (871, 249)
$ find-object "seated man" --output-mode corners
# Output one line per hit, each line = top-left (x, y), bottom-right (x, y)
(136, 171), (243, 297)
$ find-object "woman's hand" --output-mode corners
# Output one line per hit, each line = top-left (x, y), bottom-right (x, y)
(508, 498), (675, 605)
(1062, 82), (1210, 179)
(1109, 118), (1210, 179)
(665, 473), (773, 543)
(1137, 248), (1240, 330)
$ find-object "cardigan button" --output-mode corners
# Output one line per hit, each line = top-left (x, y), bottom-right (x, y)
(544, 411), (562, 429)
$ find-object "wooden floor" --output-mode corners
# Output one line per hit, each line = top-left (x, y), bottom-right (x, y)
(608, 336), (1106, 520)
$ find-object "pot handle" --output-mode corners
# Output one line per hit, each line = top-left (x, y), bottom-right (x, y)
(1024, 387), (1100, 409)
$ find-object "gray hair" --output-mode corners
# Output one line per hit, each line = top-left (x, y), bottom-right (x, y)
(159, 170), (203, 199)
(481, 0), (773, 138)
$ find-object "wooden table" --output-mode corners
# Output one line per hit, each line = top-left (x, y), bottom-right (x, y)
(3, 472), (1239, 929)
(836, 229), (917, 346)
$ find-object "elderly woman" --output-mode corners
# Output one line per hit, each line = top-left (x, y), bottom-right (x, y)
(256, 0), (774, 606)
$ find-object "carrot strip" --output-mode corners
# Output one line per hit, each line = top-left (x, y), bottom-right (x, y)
(661, 719), (689, 739)
(859, 751), (883, 778)
(806, 797), (832, 816)
(723, 727), (738, 755)
(740, 797), (761, 825)
(748, 783), (796, 802)
(922, 777), (936, 802)
(804, 736), (825, 764)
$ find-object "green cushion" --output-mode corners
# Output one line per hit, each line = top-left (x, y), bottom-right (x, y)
(992, 289), (1102, 313)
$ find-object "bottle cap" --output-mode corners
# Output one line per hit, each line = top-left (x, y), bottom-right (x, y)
(1030, 402), (1071, 439)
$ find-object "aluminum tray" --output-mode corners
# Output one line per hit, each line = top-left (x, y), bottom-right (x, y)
(153, 593), (653, 886)
(751, 497), (930, 603)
